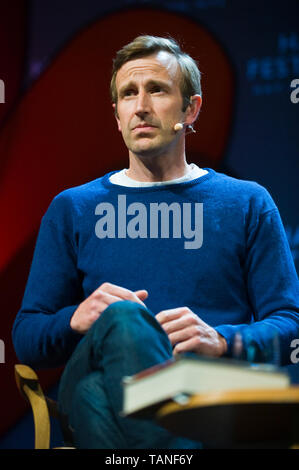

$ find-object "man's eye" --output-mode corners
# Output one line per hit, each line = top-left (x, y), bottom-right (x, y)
(151, 86), (162, 93)
(123, 89), (135, 97)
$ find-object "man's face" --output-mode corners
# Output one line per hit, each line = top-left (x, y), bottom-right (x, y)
(114, 51), (186, 158)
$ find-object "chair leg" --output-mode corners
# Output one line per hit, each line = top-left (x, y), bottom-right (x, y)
(14, 364), (50, 449)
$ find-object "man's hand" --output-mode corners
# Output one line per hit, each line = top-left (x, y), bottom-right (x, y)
(70, 282), (148, 334)
(156, 307), (227, 357)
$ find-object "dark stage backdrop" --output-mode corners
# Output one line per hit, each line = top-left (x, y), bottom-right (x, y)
(0, 0), (298, 448)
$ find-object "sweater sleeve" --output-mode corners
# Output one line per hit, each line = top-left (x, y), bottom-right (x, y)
(12, 194), (84, 369)
(216, 195), (299, 365)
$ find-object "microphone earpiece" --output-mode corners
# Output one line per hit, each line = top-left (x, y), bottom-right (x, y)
(174, 122), (184, 131)
(174, 122), (196, 134)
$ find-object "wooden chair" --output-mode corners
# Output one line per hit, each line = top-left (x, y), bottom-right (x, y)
(17, 363), (299, 449)
(14, 364), (75, 449)
(156, 387), (299, 448)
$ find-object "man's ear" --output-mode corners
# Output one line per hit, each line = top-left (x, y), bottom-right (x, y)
(112, 103), (122, 132)
(184, 95), (202, 127)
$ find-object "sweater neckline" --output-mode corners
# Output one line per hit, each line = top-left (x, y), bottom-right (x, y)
(101, 167), (215, 193)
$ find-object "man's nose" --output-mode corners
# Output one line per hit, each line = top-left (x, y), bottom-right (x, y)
(135, 90), (151, 117)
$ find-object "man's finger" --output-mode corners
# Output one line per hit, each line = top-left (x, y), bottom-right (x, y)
(156, 307), (188, 325)
(95, 292), (123, 309)
(96, 282), (132, 298)
(134, 290), (148, 300)
(95, 283), (147, 305)
(173, 337), (202, 355)
(168, 325), (202, 346)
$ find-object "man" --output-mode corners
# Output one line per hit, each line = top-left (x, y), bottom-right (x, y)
(13, 36), (299, 448)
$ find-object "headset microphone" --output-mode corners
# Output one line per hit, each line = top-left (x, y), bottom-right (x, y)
(174, 122), (184, 131)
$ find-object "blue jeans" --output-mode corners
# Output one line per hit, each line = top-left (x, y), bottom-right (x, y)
(58, 300), (202, 449)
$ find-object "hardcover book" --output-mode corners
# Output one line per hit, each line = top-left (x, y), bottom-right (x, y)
(122, 354), (290, 418)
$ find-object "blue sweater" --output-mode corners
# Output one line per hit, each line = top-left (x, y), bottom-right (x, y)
(12, 168), (299, 368)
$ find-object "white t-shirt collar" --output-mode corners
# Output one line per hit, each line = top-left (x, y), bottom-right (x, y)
(109, 163), (208, 187)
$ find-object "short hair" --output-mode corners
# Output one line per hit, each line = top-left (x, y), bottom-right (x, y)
(110, 35), (201, 111)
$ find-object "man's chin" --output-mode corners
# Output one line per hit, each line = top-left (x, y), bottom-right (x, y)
(135, 148), (158, 158)
(129, 138), (170, 158)
(130, 143), (162, 158)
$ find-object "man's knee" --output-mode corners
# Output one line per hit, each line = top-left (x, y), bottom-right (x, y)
(103, 299), (148, 317)
(87, 300), (171, 358)
(94, 300), (153, 333)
